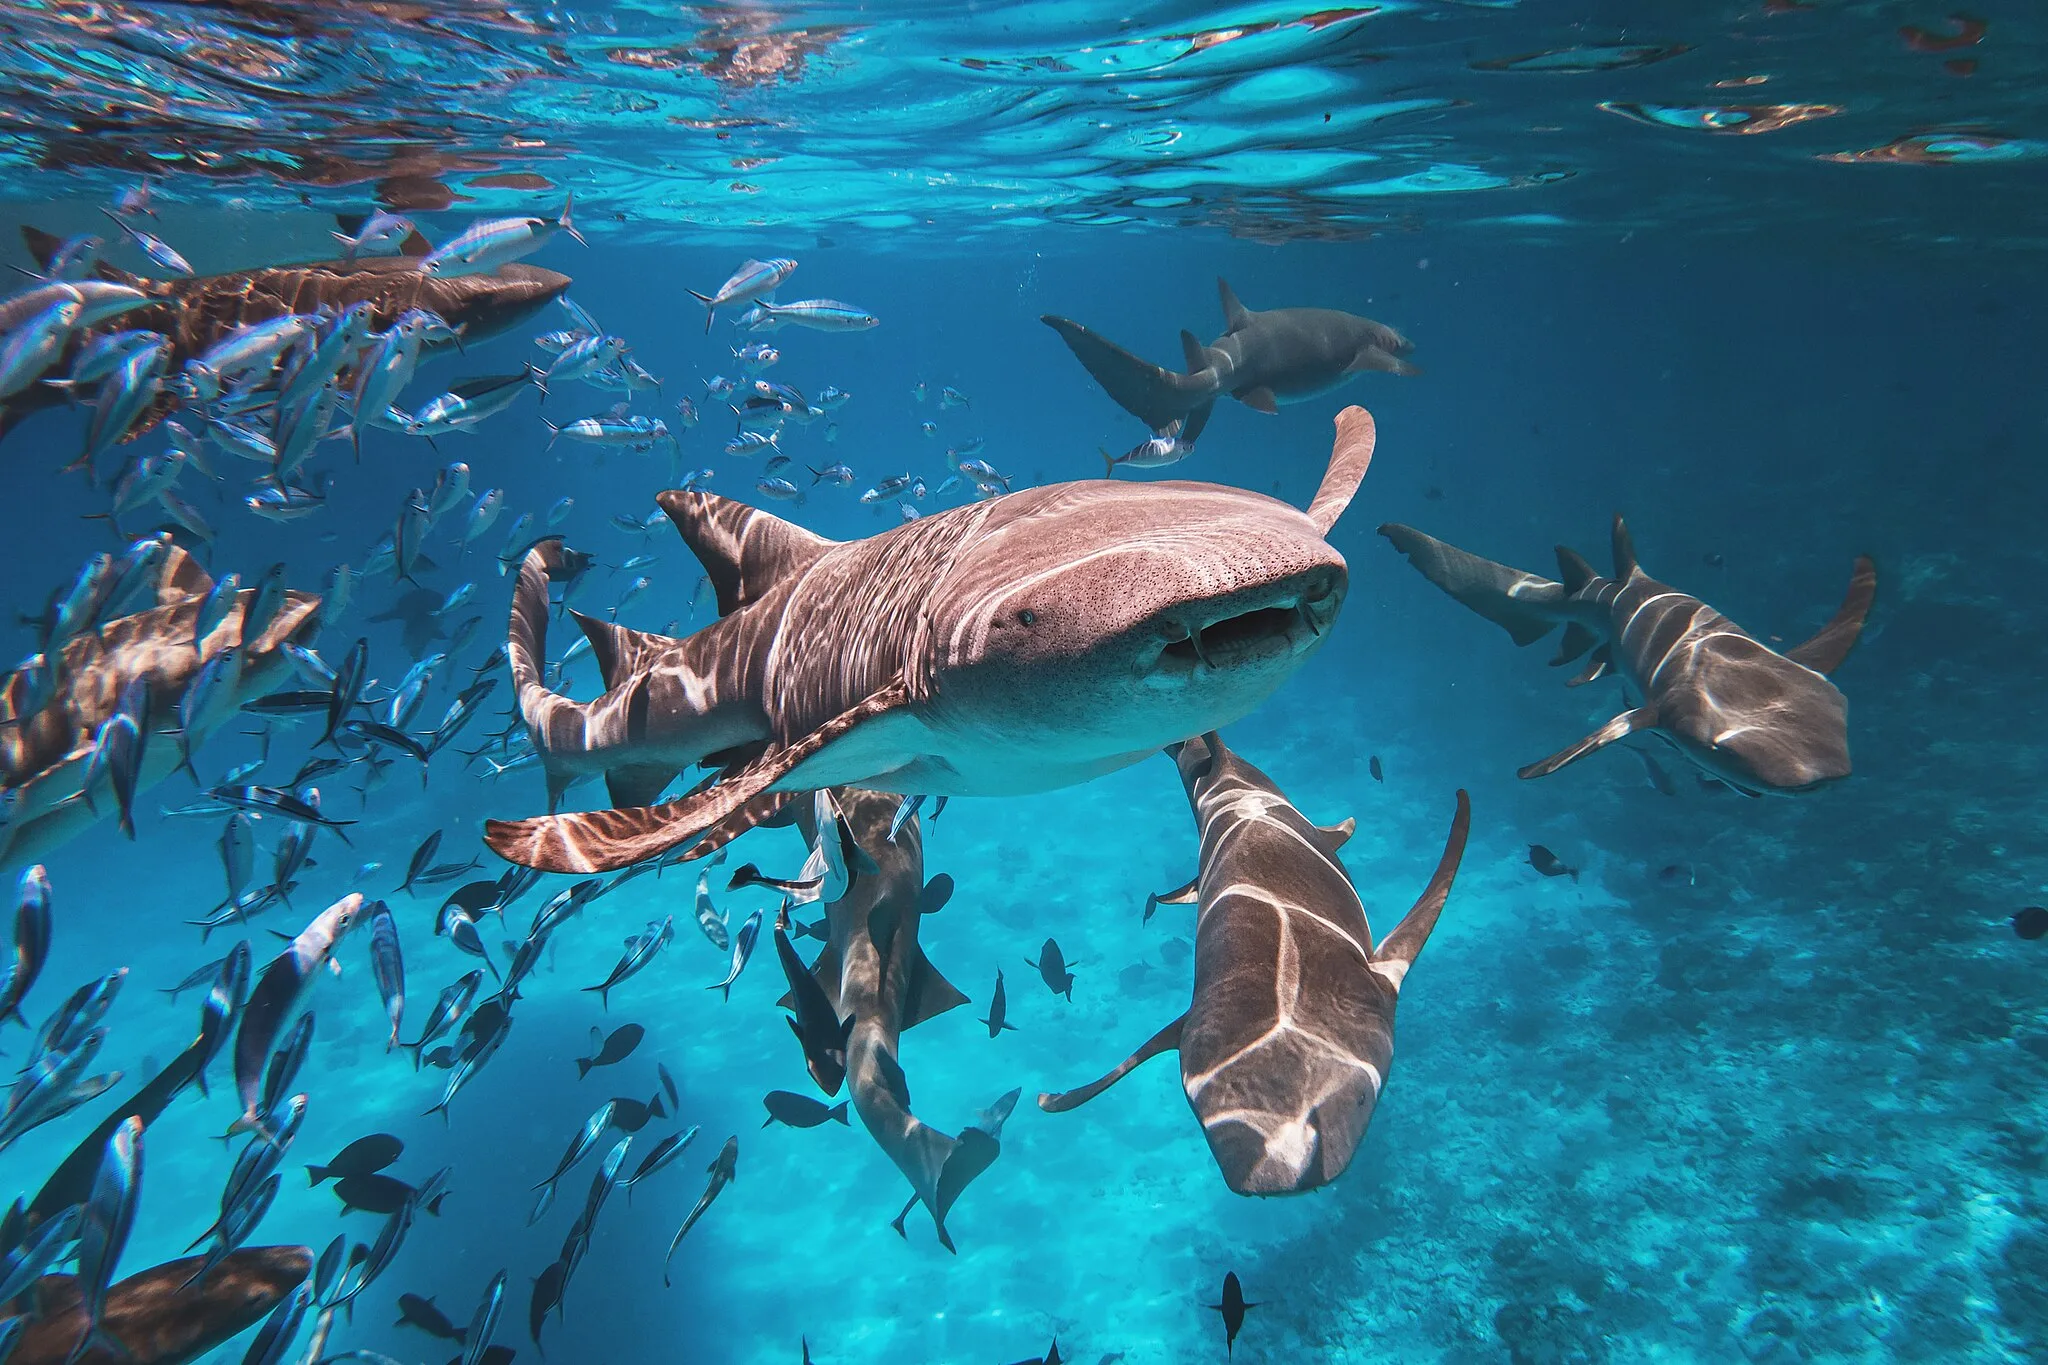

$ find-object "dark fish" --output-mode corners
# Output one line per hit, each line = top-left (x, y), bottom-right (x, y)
(241, 690), (332, 716)
(306, 1133), (403, 1186)
(1003, 1344), (1064, 1365)
(1527, 844), (1579, 882)
(401, 831), (444, 894)
(207, 786), (357, 834)
(622, 1125), (698, 1197)
(344, 718), (431, 765)
(403, 970), (483, 1069)
(398, 1292), (464, 1341)
(662, 1136), (737, 1286)
(1656, 863), (1696, 887)
(1025, 939), (1076, 1001)
(658, 1062), (679, 1111)
(582, 915), (673, 1008)
(332, 1172), (419, 1216)
(442, 881), (503, 927)
(773, 927), (851, 1096)
(576, 1023), (644, 1079)
(530, 1101), (615, 1225)
(1208, 1271), (1258, 1358)
(979, 968), (1018, 1037)
(423, 1046), (456, 1069)
(2015, 907), (2048, 941)
(607, 1092), (667, 1134)
(319, 638), (368, 750)
(159, 955), (225, 1003)
(761, 1091), (849, 1129)
(529, 1259), (567, 1351)
(1369, 754), (1384, 782)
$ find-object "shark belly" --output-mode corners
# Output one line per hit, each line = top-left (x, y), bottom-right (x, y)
(775, 706), (1159, 797)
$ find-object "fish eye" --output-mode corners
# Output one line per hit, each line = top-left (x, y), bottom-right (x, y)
(1017, 609), (1037, 627)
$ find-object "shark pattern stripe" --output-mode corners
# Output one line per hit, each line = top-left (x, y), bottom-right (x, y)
(1040, 733), (1469, 1196)
(1380, 516), (1875, 793)
(483, 408), (1380, 874)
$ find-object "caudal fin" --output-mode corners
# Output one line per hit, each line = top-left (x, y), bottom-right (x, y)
(1041, 315), (1212, 432)
(1379, 523), (1571, 647)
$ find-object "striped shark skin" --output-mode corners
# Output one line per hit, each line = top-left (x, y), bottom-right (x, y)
(481, 405), (1382, 874)
(1380, 516), (1877, 794)
(1039, 732), (1470, 1197)
(0, 227), (570, 443)
(781, 787), (1015, 1251)
(0, 547), (322, 872)
(0, 1245), (309, 1365)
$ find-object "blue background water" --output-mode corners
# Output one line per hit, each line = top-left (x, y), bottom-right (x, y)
(2, 218), (2045, 1365)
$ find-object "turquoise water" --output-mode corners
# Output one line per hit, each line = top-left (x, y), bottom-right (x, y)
(2, 3), (2047, 1364)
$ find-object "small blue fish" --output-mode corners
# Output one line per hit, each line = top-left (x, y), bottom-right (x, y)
(332, 210), (417, 259)
(758, 299), (879, 332)
(689, 257), (797, 332)
(419, 195), (583, 278)
(101, 210), (193, 275)
(755, 477), (805, 505)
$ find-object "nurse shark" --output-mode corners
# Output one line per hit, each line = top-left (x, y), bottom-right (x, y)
(1042, 278), (1416, 443)
(483, 405), (1382, 873)
(1041, 733), (1469, 1196)
(0, 226), (569, 442)
(1380, 517), (1876, 794)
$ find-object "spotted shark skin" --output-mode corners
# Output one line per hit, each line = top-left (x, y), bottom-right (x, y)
(0, 228), (570, 442)
(1043, 278), (1416, 443)
(785, 787), (1021, 1251)
(0, 546), (322, 872)
(1039, 733), (1469, 1196)
(483, 406), (1381, 874)
(1380, 516), (1876, 794)
(0, 1246), (309, 1365)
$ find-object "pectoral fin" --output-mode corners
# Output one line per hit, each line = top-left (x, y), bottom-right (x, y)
(1037, 1015), (1185, 1113)
(1565, 643), (1611, 687)
(485, 679), (912, 873)
(1236, 386), (1279, 414)
(1518, 707), (1656, 780)
(1143, 877), (1199, 923)
(1785, 555), (1877, 674)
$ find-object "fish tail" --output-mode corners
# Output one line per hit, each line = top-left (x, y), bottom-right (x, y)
(1378, 523), (1574, 648)
(829, 1101), (848, 1125)
(542, 417), (562, 451)
(1040, 315), (1210, 432)
(558, 191), (585, 247)
(575, 1056), (591, 1079)
(1100, 447), (1116, 478)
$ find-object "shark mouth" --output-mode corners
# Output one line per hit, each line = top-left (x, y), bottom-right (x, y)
(1155, 594), (1331, 672)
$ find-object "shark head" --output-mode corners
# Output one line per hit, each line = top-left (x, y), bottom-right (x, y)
(410, 261), (570, 345)
(918, 481), (1346, 774)
(1651, 639), (1852, 793)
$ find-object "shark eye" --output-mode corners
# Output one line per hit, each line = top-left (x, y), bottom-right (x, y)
(1017, 609), (1037, 627)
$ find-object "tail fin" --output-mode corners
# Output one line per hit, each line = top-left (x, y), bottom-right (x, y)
(1379, 524), (1570, 647)
(1040, 315), (1212, 432)
(556, 193), (585, 248)
(1369, 790), (1470, 989)
(507, 539), (598, 812)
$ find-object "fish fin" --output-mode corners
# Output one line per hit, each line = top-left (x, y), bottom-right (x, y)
(678, 789), (797, 863)
(1565, 643), (1611, 687)
(1143, 877), (1199, 923)
(1554, 546), (1598, 594)
(1368, 790), (1469, 987)
(1519, 707), (1656, 780)
(654, 489), (835, 617)
(1180, 397), (1216, 445)
(1236, 385), (1279, 415)
(1038, 1015), (1185, 1113)
(1178, 329), (1221, 380)
(1549, 619), (1598, 668)
(1305, 406), (1375, 535)
(398, 228), (433, 258)
(1380, 522), (1567, 647)
(918, 873), (953, 916)
(1611, 514), (1641, 580)
(32, 1271), (83, 1318)
(1310, 817), (1355, 855)
(20, 225), (64, 273)
(1217, 278), (1254, 332)
(1348, 344), (1420, 377)
(1039, 314), (1207, 432)
(1785, 555), (1877, 674)
(156, 542), (216, 604)
(902, 951), (970, 1030)
(605, 764), (677, 810)
(486, 679), (913, 873)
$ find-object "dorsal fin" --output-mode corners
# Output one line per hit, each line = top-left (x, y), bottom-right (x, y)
(1310, 817), (1354, 855)
(32, 1270), (83, 1318)
(1305, 406), (1375, 535)
(655, 490), (835, 617)
(1179, 330), (1208, 375)
(156, 543), (215, 604)
(1785, 555), (1877, 675)
(1217, 278), (1254, 332)
(919, 874), (953, 916)
(569, 610), (671, 693)
(1610, 515), (1640, 580)
(1554, 546), (1596, 594)
(20, 225), (63, 274)
(1548, 621), (1596, 668)
(1369, 789), (1469, 986)
(901, 948), (970, 1030)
